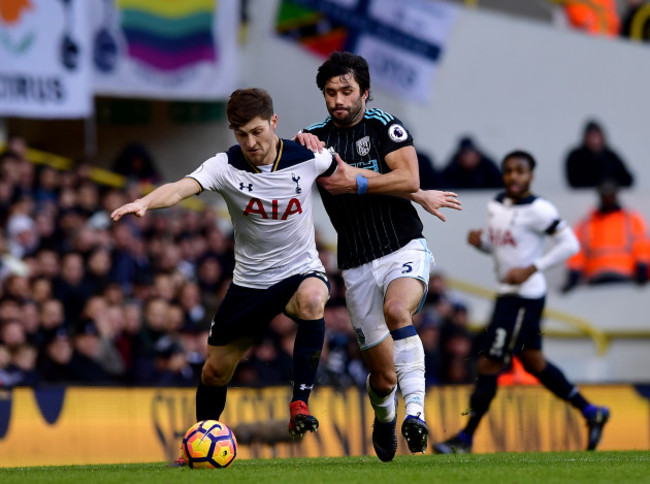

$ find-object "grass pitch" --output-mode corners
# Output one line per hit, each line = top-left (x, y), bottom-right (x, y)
(1, 451), (648, 484)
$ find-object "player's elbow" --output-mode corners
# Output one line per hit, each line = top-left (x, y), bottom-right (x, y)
(557, 228), (580, 257)
(567, 234), (580, 256)
(403, 177), (419, 193)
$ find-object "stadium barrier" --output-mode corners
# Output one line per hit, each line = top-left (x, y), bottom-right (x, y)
(0, 384), (647, 467)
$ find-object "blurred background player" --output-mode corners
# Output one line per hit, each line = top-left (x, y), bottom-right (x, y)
(433, 150), (610, 454)
(111, 88), (336, 465)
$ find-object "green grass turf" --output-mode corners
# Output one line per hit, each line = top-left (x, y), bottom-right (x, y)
(1, 451), (649, 484)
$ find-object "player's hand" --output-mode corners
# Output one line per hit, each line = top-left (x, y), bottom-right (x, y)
(414, 190), (462, 222)
(503, 265), (537, 285)
(294, 132), (325, 153)
(317, 153), (358, 194)
(467, 229), (483, 248)
(111, 200), (147, 221)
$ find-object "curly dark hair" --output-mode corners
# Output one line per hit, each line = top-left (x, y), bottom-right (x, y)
(501, 150), (536, 171)
(316, 51), (372, 101)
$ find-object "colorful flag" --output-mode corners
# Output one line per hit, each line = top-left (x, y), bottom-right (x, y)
(276, 0), (459, 102)
(91, 0), (239, 100)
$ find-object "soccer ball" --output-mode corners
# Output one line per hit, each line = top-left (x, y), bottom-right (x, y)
(181, 420), (237, 469)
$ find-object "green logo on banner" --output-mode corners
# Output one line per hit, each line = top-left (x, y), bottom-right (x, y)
(0, 29), (35, 54)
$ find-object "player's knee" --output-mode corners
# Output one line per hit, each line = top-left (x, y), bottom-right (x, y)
(294, 288), (327, 320)
(201, 362), (231, 387)
(369, 370), (397, 395)
(383, 299), (411, 327)
(519, 350), (545, 374)
(477, 356), (505, 375)
(521, 357), (546, 375)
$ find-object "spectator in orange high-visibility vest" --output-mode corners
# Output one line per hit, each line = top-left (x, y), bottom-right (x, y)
(564, 0), (621, 36)
(562, 180), (650, 292)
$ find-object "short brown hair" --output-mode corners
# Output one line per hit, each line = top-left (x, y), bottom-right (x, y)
(226, 88), (274, 129)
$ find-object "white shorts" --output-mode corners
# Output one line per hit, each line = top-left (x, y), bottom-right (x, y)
(342, 238), (434, 351)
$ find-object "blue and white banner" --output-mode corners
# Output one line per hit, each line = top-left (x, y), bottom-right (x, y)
(90, 0), (240, 100)
(0, 0), (93, 118)
(280, 0), (459, 102)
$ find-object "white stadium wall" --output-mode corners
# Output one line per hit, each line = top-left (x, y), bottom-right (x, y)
(233, 1), (650, 383)
(115, 1), (650, 383)
(240, 1), (650, 194)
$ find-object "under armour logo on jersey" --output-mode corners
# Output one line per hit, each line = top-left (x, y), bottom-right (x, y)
(292, 173), (302, 194)
(239, 182), (253, 192)
(299, 383), (313, 391)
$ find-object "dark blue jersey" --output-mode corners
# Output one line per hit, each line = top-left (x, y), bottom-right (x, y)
(305, 108), (424, 270)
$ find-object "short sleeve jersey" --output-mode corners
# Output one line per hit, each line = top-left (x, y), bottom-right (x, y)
(481, 193), (566, 298)
(187, 139), (336, 289)
(304, 108), (424, 270)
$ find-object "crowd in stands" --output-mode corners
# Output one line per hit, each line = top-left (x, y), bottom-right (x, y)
(2, 112), (647, 390)
(416, 136), (503, 191)
(0, 138), (475, 389)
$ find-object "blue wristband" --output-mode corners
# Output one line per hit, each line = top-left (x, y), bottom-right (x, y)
(356, 174), (368, 195)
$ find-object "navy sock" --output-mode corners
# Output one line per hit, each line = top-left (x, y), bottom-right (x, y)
(537, 361), (589, 411)
(464, 374), (498, 437)
(291, 318), (325, 403)
(196, 383), (227, 421)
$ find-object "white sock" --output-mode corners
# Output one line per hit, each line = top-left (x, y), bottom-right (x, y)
(393, 334), (426, 420)
(366, 375), (397, 423)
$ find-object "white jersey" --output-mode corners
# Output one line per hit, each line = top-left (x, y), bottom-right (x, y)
(187, 139), (336, 289)
(479, 193), (573, 298)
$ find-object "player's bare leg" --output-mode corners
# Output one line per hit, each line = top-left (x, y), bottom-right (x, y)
(362, 339), (398, 462)
(384, 277), (429, 454)
(285, 276), (329, 438)
(170, 340), (251, 467)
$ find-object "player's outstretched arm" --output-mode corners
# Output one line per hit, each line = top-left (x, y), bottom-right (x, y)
(316, 152), (461, 221)
(111, 177), (201, 221)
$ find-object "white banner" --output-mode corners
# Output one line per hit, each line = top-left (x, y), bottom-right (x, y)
(90, 0), (240, 100)
(279, 0), (459, 103)
(362, 0), (459, 102)
(0, 0), (92, 118)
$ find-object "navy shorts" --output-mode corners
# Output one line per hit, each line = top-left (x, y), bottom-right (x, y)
(477, 295), (545, 363)
(207, 271), (329, 346)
